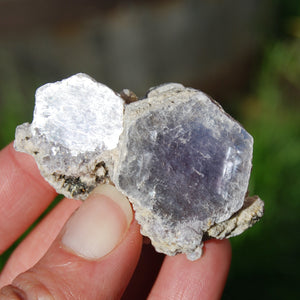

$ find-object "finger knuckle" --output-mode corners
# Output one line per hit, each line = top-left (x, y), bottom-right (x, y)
(0, 272), (56, 300)
(0, 284), (26, 300)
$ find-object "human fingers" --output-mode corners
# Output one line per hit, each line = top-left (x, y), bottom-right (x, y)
(122, 243), (165, 299)
(148, 239), (231, 300)
(0, 143), (57, 253)
(0, 185), (143, 300)
(0, 197), (81, 288)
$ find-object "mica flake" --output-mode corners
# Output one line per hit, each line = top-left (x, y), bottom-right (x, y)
(14, 73), (264, 260)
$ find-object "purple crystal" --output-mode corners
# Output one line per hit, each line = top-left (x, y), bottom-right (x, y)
(114, 83), (253, 259)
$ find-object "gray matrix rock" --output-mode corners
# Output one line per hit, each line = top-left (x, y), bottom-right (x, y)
(14, 74), (264, 260)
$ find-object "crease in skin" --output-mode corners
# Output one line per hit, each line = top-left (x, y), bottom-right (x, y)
(0, 285), (27, 300)
(10, 270), (57, 300)
(48, 261), (73, 269)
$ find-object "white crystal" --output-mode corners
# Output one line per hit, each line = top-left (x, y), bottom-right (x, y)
(14, 73), (124, 199)
(32, 73), (123, 156)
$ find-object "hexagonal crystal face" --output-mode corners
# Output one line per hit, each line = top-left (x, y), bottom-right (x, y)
(116, 91), (253, 229)
(32, 73), (124, 156)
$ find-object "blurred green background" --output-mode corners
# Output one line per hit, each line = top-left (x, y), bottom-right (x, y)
(0, 0), (299, 299)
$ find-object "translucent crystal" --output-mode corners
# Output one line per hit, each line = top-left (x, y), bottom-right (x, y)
(14, 75), (264, 260)
(113, 83), (257, 259)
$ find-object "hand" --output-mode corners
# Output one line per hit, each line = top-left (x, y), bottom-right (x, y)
(0, 143), (231, 299)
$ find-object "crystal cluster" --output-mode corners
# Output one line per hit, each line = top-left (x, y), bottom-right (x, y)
(14, 74), (264, 260)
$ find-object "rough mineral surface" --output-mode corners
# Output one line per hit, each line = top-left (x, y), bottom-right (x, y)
(205, 196), (264, 240)
(14, 74), (264, 260)
(14, 73), (124, 199)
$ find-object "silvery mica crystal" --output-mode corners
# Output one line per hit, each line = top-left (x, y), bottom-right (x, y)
(15, 73), (124, 199)
(14, 73), (264, 260)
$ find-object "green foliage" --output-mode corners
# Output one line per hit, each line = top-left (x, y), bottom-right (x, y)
(224, 39), (300, 299)
(0, 50), (36, 149)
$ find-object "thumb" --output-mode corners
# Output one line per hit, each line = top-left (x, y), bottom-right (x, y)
(0, 185), (142, 300)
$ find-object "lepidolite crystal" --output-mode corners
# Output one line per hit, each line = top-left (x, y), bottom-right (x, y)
(14, 74), (264, 260)
(15, 74), (124, 199)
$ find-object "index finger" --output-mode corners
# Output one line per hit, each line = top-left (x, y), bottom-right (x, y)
(0, 143), (57, 254)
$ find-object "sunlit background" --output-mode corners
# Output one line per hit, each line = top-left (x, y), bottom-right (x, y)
(0, 0), (299, 299)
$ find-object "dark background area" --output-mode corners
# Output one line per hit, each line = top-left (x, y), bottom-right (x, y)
(0, 0), (299, 299)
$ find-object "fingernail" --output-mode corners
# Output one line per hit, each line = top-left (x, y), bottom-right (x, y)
(61, 185), (133, 259)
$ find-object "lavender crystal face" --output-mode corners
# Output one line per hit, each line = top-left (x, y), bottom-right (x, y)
(113, 83), (257, 259)
(117, 102), (252, 224)
(14, 75), (264, 260)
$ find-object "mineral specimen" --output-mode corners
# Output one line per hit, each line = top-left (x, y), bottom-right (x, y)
(14, 74), (264, 260)
(14, 73), (124, 199)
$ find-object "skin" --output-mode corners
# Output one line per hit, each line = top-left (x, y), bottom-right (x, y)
(0, 143), (231, 299)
